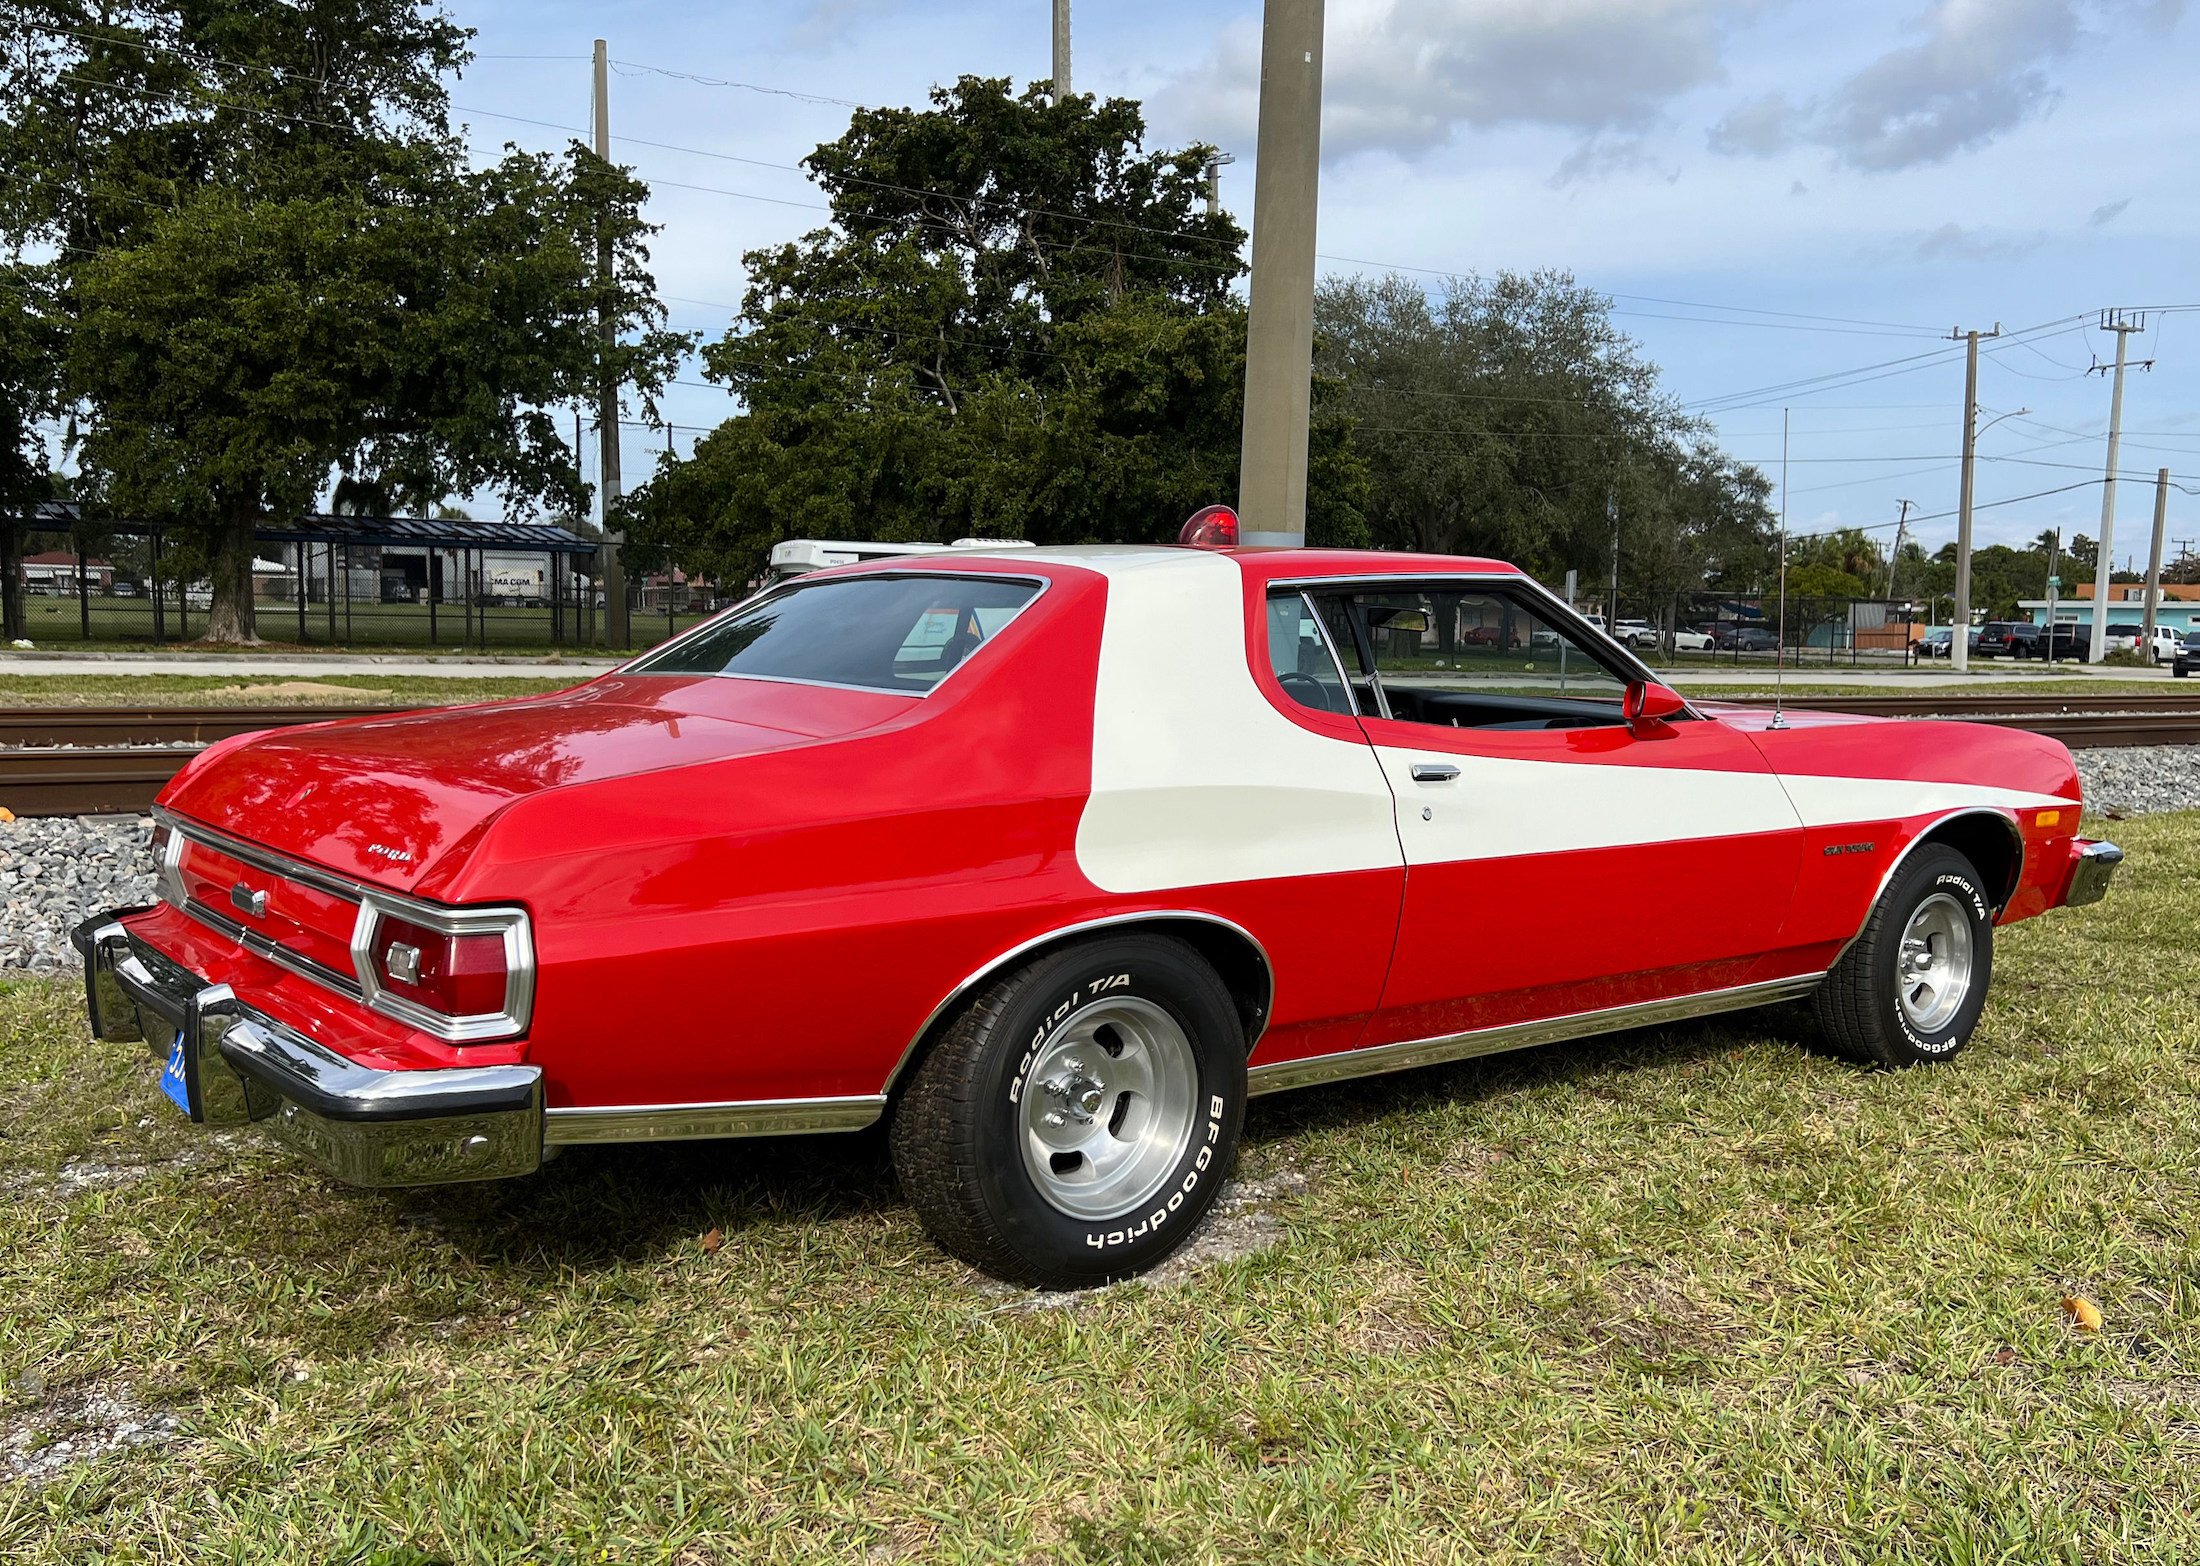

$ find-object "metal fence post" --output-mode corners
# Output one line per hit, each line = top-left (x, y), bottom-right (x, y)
(296, 543), (307, 643)
(75, 533), (91, 640)
(151, 529), (166, 645)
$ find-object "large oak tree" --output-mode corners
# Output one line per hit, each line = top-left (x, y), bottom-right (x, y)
(623, 78), (1368, 585)
(2, 2), (688, 641)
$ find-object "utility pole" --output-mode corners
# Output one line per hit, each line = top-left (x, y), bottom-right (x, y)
(1236, 0), (1325, 547)
(2142, 467), (2170, 661)
(1204, 150), (1237, 218)
(1606, 489), (1620, 625)
(1052, 0), (1072, 100)
(2086, 309), (2148, 663)
(1948, 324), (1999, 673)
(1887, 497), (1913, 601)
(593, 38), (629, 650)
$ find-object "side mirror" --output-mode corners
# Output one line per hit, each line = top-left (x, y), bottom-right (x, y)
(1622, 680), (1687, 733)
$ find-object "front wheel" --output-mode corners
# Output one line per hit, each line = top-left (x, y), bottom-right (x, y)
(891, 934), (1247, 1289)
(1815, 845), (1995, 1068)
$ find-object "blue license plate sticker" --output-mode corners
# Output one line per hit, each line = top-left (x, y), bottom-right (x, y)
(158, 1033), (192, 1116)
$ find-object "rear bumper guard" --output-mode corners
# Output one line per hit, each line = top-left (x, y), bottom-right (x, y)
(2062, 839), (2124, 909)
(72, 914), (543, 1187)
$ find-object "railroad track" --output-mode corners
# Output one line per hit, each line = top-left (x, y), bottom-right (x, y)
(2, 697), (2197, 819)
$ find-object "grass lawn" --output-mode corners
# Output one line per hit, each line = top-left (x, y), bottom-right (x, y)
(0, 674), (591, 708)
(2, 813), (2196, 1562)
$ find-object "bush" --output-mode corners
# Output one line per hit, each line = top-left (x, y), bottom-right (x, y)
(2104, 646), (2149, 668)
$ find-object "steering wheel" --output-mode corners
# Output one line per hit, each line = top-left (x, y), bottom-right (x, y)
(1277, 673), (1340, 714)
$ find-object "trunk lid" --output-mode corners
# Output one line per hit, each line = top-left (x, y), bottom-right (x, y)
(160, 673), (914, 892)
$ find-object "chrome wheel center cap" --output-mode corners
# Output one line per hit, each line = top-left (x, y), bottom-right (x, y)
(1042, 1065), (1108, 1126)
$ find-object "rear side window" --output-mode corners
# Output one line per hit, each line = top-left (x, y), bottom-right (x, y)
(630, 573), (1040, 694)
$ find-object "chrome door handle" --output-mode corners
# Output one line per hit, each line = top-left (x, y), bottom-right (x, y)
(1409, 761), (1461, 783)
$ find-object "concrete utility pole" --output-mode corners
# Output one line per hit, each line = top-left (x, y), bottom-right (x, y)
(2142, 467), (2170, 661)
(1949, 325), (1998, 673)
(1204, 150), (1237, 218)
(2086, 310), (2149, 663)
(593, 38), (630, 649)
(1887, 497), (1912, 601)
(1236, 0), (1326, 547)
(1052, 0), (1072, 100)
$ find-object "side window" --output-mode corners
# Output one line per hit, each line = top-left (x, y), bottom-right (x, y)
(1319, 586), (1637, 732)
(1263, 593), (1354, 716)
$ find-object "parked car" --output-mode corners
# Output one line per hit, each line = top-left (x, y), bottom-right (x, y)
(2137, 626), (2183, 663)
(1715, 624), (1779, 653)
(1973, 622), (2023, 658)
(2175, 631), (2200, 679)
(1668, 627), (1715, 652)
(2028, 622), (2090, 661)
(73, 527), (2121, 1288)
(1613, 618), (1657, 648)
(1912, 627), (1954, 658)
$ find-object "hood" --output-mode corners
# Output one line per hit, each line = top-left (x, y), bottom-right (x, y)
(159, 674), (915, 892)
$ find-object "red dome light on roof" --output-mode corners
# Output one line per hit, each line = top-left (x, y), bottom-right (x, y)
(1177, 505), (1239, 549)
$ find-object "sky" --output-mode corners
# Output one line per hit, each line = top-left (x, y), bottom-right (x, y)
(449, 0), (2200, 567)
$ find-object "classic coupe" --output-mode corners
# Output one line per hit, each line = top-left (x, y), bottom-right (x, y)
(76, 524), (2122, 1287)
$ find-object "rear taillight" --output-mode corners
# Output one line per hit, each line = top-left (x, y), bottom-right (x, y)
(351, 895), (533, 1043)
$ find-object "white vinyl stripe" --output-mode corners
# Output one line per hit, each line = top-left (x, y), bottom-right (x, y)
(1067, 547), (2071, 895)
(1074, 550), (1402, 895)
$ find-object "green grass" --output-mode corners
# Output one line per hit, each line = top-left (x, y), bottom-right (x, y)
(11, 594), (713, 653)
(0, 673), (591, 708)
(3, 814), (2197, 1562)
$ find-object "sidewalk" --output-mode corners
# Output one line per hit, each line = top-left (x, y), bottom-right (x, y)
(0, 652), (622, 679)
(1661, 662), (2173, 688)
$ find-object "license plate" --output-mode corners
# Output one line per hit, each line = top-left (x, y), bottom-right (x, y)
(158, 1032), (193, 1116)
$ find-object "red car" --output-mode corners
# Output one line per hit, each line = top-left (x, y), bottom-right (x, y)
(75, 538), (2123, 1287)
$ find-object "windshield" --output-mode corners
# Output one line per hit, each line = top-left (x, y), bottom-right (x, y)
(628, 573), (1041, 694)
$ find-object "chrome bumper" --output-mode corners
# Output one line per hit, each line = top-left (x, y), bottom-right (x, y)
(72, 914), (543, 1187)
(2064, 840), (2124, 909)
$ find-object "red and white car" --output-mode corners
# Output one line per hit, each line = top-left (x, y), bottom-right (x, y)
(76, 534), (2122, 1287)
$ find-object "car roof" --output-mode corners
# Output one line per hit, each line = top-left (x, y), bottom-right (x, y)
(816, 543), (1529, 585)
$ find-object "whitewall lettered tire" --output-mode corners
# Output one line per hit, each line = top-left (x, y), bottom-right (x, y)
(890, 933), (1247, 1289)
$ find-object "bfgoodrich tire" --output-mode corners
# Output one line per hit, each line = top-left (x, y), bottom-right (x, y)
(1815, 844), (1995, 1069)
(890, 934), (1247, 1289)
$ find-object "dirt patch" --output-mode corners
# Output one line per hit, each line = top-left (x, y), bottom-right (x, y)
(206, 681), (397, 703)
(985, 1166), (1313, 1308)
(2, 1381), (180, 1485)
(1341, 1266), (1448, 1358)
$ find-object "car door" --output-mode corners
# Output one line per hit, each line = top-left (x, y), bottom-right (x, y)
(1305, 578), (1806, 1048)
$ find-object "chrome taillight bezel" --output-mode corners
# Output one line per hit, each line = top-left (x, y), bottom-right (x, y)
(350, 892), (535, 1044)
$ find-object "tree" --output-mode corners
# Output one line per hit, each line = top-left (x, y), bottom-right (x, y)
(1313, 270), (1774, 602)
(0, 266), (61, 640)
(3, 4), (688, 641)
(623, 78), (1366, 583)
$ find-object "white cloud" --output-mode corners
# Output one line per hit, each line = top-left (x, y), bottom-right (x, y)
(1158, 0), (1752, 162)
(1911, 221), (2043, 260)
(1709, 0), (2179, 171)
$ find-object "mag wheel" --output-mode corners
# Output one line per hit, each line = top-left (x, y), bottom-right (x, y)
(891, 934), (1246, 1289)
(1815, 844), (1995, 1069)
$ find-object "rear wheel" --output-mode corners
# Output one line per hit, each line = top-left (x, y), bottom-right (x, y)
(1815, 845), (1994, 1068)
(890, 934), (1246, 1289)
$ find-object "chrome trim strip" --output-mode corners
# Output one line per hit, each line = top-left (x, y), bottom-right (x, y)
(1245, 973), (1825, 1096)
(620, 569), (1053, 700)
(177, 893), (366, 999)
(1300, 590), (1365, 717)
(155, 806), (371, 905)
(1824, 806), (2026, 969)
(543, 1096), (887, 1144)
(880, 911), (1279, 1094)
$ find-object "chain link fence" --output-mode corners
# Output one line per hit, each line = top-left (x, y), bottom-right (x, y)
(1582, 591), (1941, 670)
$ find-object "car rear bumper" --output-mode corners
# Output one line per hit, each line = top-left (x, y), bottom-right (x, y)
(72, 912), (543, 1187)
(2061, 840), (2124, 909)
